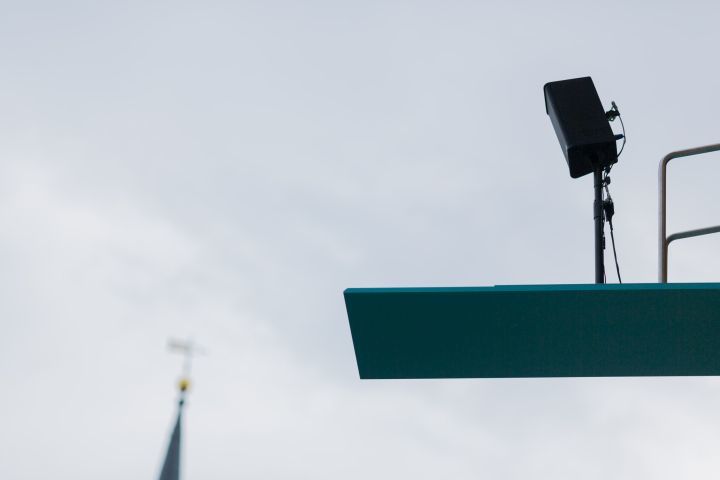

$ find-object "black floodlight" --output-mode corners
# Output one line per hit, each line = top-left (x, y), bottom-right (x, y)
(544, 76), (617, 178)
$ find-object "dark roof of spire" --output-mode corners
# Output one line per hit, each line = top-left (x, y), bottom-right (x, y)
(158, 399), (183, 480)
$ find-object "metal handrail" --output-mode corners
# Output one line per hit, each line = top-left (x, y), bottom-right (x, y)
(658, 143), (720, 282)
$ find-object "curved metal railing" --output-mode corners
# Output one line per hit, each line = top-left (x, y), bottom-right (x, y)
(659, 143), (720, 282)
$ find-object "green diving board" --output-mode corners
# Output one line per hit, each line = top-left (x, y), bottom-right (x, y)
(344, 283), (720, 379)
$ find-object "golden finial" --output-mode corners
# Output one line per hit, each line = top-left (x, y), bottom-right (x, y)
(178, 378), (191, 392)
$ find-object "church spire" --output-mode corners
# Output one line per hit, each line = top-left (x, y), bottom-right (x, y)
(157, 339), (203, 480)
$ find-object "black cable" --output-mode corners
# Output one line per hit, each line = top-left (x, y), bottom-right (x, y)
(600, 101), (625, 283)
(605, 101), (626, 160)
(602, 185), (607, 285)
(602, 176), (622, 283)
(602, 175), (608, 284)
(608, 218), (622, 283)
(616, 112), (626, 158)
(611, 110), (625, 282)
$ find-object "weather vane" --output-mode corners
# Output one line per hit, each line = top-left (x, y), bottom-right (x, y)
(167, 338), (206, 397)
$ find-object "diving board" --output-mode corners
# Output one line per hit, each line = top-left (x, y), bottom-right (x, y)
(344, 283), (720, 379)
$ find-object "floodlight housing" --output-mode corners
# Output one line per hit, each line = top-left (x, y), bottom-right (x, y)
(544, 76), (617, 178)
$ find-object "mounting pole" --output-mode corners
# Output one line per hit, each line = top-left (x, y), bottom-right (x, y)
(593, 168), (605, 284)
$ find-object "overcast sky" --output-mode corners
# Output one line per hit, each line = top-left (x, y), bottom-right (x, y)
(1, 1), (720, 479)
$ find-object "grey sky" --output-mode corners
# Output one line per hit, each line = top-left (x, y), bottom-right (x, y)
(1, 1), (719, 479)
